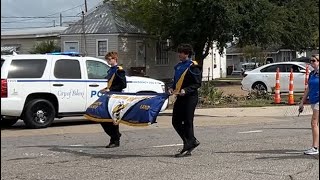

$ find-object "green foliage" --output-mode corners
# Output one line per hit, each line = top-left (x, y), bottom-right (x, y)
(199, 81), (224, 105)
(113, 0), (235, 67)
(246, 89), (273, 100)
(30, 40), (61, 54)
(112, 0), (319, 67)
(198, 81), (273, 107)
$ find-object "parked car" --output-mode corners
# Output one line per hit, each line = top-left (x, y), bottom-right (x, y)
(1, 54), (168, 128)
(241, 62), (312, 92)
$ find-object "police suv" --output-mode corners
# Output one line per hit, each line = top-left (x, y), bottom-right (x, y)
(1, 53), (168, 128)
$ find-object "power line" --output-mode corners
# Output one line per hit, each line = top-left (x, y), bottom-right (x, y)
(1, 16), (80, 19)
(1, 26), (54, 30)
(1, 15), (81, 25)
(1, 21), (54, 24)
(46, 3), (84, 16)
(1, 3), (84, 23)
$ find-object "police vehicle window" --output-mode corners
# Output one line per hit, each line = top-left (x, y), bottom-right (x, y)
(8, 59), (47, 78)
(260, 64), (285, 72)
(54, 59), (81, 79)
(86, 60), (109, 79)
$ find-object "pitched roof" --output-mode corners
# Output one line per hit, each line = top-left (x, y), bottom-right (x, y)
(62, 2), (146, 35)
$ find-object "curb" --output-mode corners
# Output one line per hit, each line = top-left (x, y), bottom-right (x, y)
(161, 105), (313, 117)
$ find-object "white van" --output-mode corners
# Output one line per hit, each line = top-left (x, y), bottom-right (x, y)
(1, 54), (168, 128)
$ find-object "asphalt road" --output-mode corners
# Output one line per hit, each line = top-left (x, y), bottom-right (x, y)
(1, 115), (319, 180)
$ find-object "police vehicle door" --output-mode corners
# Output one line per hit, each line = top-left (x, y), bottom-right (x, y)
(50, 57), (87, 113)
(84, 58), (110, 107)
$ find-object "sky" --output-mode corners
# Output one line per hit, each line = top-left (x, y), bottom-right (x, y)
(1, 0), (102, 31)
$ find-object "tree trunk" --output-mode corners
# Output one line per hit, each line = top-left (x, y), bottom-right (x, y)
(193, 42), (210, 70)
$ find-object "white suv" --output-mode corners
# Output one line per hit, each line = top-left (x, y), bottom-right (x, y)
(1, 54), (168, 128)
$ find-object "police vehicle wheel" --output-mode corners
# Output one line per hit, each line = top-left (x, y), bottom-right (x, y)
(23, 99), (55, 129)
(1, 117), (19, 127)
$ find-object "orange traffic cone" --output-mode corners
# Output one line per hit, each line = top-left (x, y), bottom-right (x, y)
(288, 68), (295, 105)
(304, 64), (309, 91)
(274, 67), (281, 104)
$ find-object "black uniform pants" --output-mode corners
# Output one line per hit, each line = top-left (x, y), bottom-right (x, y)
(100, 122), (121, 142)
(172, 94), (198, 147)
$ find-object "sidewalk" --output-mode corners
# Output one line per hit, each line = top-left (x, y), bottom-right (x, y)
(162, 105), (313, 117)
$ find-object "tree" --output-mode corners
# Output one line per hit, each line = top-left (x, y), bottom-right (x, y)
(113, 0), (236, 67)
(241, 45), (268, 65)
(234, 0), (319, 51)
(111, 0), (319, 68)
(30, 40), (61, 54)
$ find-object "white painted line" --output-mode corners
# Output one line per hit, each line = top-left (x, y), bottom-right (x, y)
(69, 144), (84, 147)
(285, 152), (302, 154)
(238, 130), (263, 134)
(153, 144), (183, 148)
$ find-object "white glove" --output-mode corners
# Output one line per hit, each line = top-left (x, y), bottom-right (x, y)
(179, 89), (186, 96)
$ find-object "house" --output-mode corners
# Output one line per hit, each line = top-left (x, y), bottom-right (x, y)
(202, 43), (227, 80)
(225, 47), (315, 75)
(60, 2), (179, 80)
(61, 2), (227, 81)
(1, 26), (67, 54)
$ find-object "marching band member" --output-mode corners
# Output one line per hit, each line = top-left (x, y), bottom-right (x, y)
(168, 44), (202, 157)
(100, 51), (127, 148)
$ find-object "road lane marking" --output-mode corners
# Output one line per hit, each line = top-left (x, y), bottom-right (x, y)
(69, 144), (84, 147)
(285, 152), (302, 154)
(152, 144), (183, 148)
(238, 130), (263, 134)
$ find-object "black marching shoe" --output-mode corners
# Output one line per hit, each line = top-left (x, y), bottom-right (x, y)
(105, 141), (120, 148)
(174, 150), (192, 158)
(187, 140), (200, 154)
(174, 145), (192, 158)
(105, 133), (122, 148)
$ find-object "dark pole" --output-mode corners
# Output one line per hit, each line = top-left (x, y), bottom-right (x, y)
(81, 11), (87, 55)
(59, 13), (62, 26)
(84, 0), (88, 13)
(144, 43), (147, 76)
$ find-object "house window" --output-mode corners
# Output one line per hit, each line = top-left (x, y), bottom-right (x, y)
(136, 41), (146, 67)
(96, 39), (108, 57)
(64, 42), (79, 52)
(156, 42), (169, 65)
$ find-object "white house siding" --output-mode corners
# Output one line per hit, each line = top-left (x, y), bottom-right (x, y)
(60, 34), (118, 59)
(202, 44), (227, 81)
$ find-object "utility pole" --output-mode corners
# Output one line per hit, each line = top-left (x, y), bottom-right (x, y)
(53, 20), (56, 27)
(60, 13), (62, 26)
(84, 0), (88, 13)
(81, 11), (87, 55)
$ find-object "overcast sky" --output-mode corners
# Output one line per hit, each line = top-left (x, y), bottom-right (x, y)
(1, 0), (102, 30)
